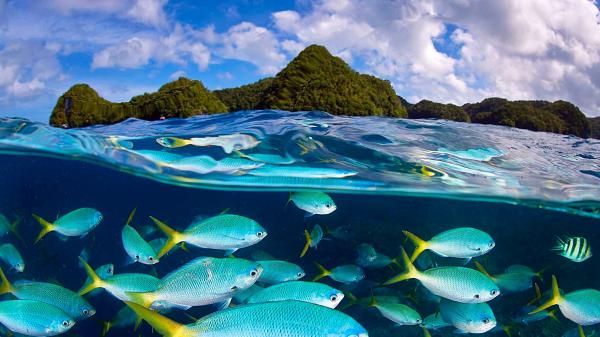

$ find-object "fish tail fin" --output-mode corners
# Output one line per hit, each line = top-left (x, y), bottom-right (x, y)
(124, 301), (191, 337)
(422, 327), (432, 337)
(125, 291), (156, 308)
(402, 230), (429, 262)
(149, 216), (183, 258)
(383, 247), (420, 286)
(547, 309), (560, 323)
(527, 282), (543, 306)
(78, 257), (105, 295)
(534, 266), (548, 281)
(474, 261), (493, 278)
(8, 217), (22, 242)
(551, 236), (565, 251)
(529, 275), (562, 315)
(340, 292), (359, 310)
(0, 267), (14, 295)
(578, 325), (586, 337)
(101, 321), (112, 337)
(300, 230), (312, 257)
(501, 324), (514, 337)
(32, 214), (55, 244)
(312, 262), (331, 281)
(126, 207), (137, 226)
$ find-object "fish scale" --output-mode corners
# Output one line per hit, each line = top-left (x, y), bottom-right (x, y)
(0, 300), (75, 337)
(245, 281), (343, 308)
(185, 301), (367, 337)
(183, 214), (264, 248)
(101, 274), (162, 302)
(129, 257), (262, 308)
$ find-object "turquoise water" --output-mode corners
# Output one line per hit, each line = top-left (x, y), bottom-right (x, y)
(0, 110), (599, 337)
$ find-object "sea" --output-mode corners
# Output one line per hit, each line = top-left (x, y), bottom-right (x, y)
(0, 110), (599, 337)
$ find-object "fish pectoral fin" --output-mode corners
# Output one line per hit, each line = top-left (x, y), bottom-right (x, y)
(214, 298), (232, 311)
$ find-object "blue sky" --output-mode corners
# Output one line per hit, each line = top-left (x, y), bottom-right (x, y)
(1, 0), (600, 122)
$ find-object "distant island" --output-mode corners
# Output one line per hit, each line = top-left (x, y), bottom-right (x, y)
(50, 45), (598, 139)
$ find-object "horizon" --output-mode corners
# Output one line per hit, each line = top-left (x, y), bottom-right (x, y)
(2, 0), (600, 122)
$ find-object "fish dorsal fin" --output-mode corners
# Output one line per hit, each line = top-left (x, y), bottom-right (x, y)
(127, 208), (137, 227)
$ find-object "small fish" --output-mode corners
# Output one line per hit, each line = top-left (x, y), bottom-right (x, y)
(257, 260), (305, 284)
(122, 209), (159, 265)
(0, 243), (24, 272)
(0, 268), (95, 320)
(530, 275), (600, 326)
(101, 305), (137, 336)
(553, 236), (592, 262)
(421, 312), (451, 330)
(78, 258), (162, 304)
(0, 300), (75, 337)
(475, 261), (535, 293)
(32, 208), (103, 243)
(0, 213), (20, 240)
(249, 165), (357, 178)
(368, 296), (422, 326)
(511, 305), (559, 324)
(149, 214), (267, 257)
(234, 151), (296, 165)
(384, 248), (499, 303)
(125, 299), (368, 337)
(440, 299), (497, 334)
(356, 243), (378, 263)
(313, 263), (365, 284)
(246, 281), (344, 308)
(328, 226), (353, 241)
(357, 252), (397, 270)
(126, 256), (262, 309)
(156, 134), (260, 153)
(78, 263), (114, 297)
(289, 192), (336, 216)
(403, 227), (495, 262)
(300, 224), (324, 257)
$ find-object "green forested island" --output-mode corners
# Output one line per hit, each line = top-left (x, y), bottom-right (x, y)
(50, 44), (597, 138)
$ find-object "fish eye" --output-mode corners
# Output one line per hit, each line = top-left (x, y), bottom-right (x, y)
(330, 295), (338, 301)
(490, 289), (498, 296)
(230, 285), (238, 291)
(474, 294), (480, 299)
(297, 272), (304, 277)
(135, 255), (139, 260)
(83, 309), (89, 315)
(483, 318), (490, 324)
(62, 321), (70, 327)
(250, 269), (258, 277)
(325, 204), (331, 208)
(489, 242), (494, 247)
(148, 257), (154, 261)
(257, 232), (263, 237)
(416, 319), (422, 324)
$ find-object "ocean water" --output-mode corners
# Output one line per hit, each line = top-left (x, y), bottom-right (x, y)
(0, 110), (599, 337)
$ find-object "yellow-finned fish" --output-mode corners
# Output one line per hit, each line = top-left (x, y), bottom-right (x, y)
(0, 300), (75, 336)
(300, 224), (324, 257)
(289, 192), (337, 216)
(529, 275), (600, 326)
(403, 227), (495, 262)
(156, 134), (260, 153)
(32, 208), (103, 243)
(553, 236), (592, 263)
(384, 248), (499, 303)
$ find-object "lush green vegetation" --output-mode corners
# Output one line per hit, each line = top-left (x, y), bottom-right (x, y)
(50, 78), (226, 127)
(50, 44), (595, 138)
(589, 117), (600, 138)
(408, 100), (470, 122)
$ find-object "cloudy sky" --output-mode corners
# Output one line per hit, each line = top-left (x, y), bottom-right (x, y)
(1, 0), (600, 121)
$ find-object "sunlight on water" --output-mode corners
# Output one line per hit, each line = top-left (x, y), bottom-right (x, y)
(0, 110), (599, 218)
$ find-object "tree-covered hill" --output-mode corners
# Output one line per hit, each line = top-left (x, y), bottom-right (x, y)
(50, 44), (595, 138)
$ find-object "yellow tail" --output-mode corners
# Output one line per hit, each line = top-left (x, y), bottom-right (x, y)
(32, 214), (55, 244)
(340, 292), (359, 310)
(127, 208), (137, 226)
(7, 217), (22, 242)
(529, 275), (562, 315)
(300, 230), (312, 257)
(422, 327), (432, 337)
(402, 230), (430, 262)
(125, 290), (156, 308)
(0, 267), (14, 295)
(78, 257), (105, 295)
(312, 262), (331, 281)
(383, 247), (421, 286)
(101, 321), (112, 337)
(149, 216), (184, 258)
(578, 325), (586, 337)
(527, 282), (542, 306)
(474, 261), (494, 279)
(124, 301), (191, 337)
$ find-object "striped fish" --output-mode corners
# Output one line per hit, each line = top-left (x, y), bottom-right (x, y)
(553, 237), (592, 262)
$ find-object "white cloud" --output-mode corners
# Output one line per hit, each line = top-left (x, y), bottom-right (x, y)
(92, 24), (210, 70)
(170, 70), (186, 79)
(272, 0), (600, 116)
(126, 0), (168, 28)
(215, 22), (287, 75)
